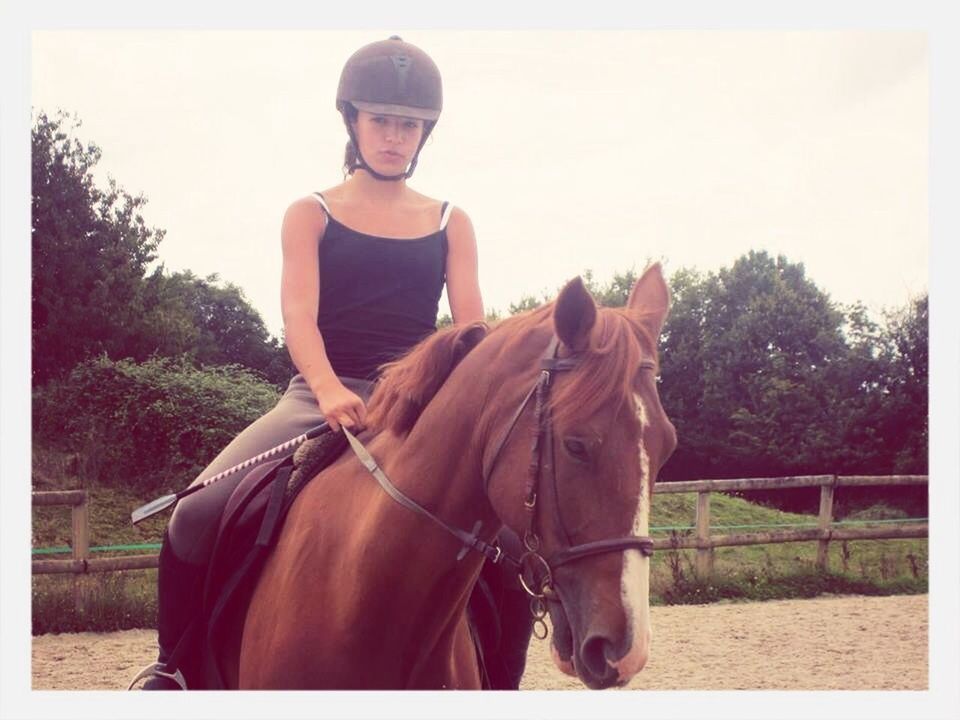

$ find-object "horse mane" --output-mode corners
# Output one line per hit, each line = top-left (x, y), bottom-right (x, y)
(490, 302), (659, 429)
(365, 322), (488, 436)
(365, 295), (659, 436)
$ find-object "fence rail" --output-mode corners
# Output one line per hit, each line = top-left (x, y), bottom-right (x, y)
(32, 474), (928, 591)
(32, 490), (159, 589)
(654, 474), (927, 577)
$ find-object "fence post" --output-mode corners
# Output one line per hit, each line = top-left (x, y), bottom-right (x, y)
(817, 477), (836, 571)
(695, 491), (713, 578)
(71, 493), (90, 613)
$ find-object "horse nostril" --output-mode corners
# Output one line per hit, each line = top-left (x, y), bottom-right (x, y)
(579, 634), (616, 680)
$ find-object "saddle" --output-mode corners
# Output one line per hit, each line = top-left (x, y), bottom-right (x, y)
(181, 428), (349, 689)
(171, 426), (520, 689)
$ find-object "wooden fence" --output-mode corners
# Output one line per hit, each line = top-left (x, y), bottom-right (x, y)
(650, 474), (928, 577)
(33, 490), (160, 575)
(33, 474), (928, 596)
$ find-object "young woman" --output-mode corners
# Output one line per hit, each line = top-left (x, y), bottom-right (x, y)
(135, 36), (530, 691)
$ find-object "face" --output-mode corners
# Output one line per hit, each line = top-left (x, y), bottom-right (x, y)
(351, 110), (425, 175)
(483, 267), (675, 690)
(539, 360), (676, 689)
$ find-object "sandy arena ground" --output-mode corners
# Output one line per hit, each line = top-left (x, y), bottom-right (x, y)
(32, 594), (926, 691)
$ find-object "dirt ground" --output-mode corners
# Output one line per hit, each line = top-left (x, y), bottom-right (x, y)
(31, 594), (927, 691)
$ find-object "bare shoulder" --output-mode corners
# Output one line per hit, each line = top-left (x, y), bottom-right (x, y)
(446, 206), (476, 246)
(447, 205), (474, 228)
(282, 193), (331, 242)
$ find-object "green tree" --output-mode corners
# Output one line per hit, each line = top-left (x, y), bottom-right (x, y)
(31, 110), (166, 383)
(658, 252), (849, 479)
(31, 110), (295, 387)
(148, 271), (294, 386)
(878, 294), (928, 473)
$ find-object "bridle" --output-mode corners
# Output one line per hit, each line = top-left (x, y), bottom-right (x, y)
(342, 334), (656, 639)
(480, 335), (656, 637)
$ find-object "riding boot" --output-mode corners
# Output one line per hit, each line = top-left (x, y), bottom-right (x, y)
(471, 529), (536, 690)
(493, 582), (536, 689)
(136, 530), (207, 690)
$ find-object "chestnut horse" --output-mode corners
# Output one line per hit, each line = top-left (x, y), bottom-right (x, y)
(230, 265), (676, 689)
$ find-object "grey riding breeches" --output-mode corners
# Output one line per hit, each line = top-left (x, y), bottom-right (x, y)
(167, 374), (375, 565)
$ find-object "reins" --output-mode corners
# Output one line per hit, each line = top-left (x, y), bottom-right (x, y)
(341, 427), (503, 564)
(343, 334), (657, 640)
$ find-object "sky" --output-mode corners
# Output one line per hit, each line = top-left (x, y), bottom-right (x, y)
(30, 30), (928, 337)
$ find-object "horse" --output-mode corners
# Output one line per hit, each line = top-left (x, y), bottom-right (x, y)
(227, 264), (677, 689)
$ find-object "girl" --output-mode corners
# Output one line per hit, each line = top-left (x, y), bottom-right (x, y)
(135, 36), (515, 689)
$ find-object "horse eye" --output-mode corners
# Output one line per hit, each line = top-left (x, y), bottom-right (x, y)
(563, 438), (590, 462)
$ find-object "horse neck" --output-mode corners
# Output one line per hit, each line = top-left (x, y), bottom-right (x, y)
(380, 374), (499, 547)
(383, 323), (553, 540)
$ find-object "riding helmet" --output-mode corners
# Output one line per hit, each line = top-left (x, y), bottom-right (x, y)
(336, 36), (442, 121)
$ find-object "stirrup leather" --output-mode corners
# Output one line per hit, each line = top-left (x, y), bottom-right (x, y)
(126, 661), (188, 690)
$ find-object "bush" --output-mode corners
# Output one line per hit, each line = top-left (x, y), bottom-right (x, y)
(33, 355), (281, 494)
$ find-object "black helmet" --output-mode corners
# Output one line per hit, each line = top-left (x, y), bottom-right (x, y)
(337, 36), (442, 121)
(336, 36), (442, 181)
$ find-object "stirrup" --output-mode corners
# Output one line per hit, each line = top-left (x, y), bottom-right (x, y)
(127, 661), (188, 690)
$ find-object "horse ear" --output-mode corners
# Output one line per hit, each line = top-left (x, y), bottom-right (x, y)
(451, 322), (487, 364)
(627, 263), (671, 339)
(366, 321), (488, 435)
(554, 277), (597, 352)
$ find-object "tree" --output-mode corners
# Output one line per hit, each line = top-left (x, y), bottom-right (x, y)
(658, 252), (850, 479)
(147, 271), (294, 386)
(878, 294), (928, 473)
(31, 110), (166, 383)
(31, 110), (295, 388)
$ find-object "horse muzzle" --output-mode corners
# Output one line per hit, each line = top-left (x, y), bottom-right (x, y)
(548, 587), (651, 689)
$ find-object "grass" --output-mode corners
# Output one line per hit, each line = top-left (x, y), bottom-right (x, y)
(31, 446), (928, 634)
(647, 492), (928, 604)
(32, 446), (167, 634)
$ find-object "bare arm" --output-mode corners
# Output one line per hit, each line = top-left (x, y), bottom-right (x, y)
(444, 207), (485, 324)
(281, 196), (365, 430)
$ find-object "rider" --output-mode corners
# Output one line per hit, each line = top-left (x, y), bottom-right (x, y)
(135, 36), (533, 690)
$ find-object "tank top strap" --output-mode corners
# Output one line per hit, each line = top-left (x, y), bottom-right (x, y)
(314, 192), (452, 233)
(440, 201), (454, 231)
(311, 191), (331, 216)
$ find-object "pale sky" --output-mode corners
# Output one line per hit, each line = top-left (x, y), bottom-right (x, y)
(31, 30), (928, 337)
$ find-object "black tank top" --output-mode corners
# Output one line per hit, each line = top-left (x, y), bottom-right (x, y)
(313, 193), (449, 381)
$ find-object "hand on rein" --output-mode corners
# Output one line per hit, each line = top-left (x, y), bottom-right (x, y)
(316, 381), (367, 432)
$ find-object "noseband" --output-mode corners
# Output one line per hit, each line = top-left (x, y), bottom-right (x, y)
(343, 334), (656, 640)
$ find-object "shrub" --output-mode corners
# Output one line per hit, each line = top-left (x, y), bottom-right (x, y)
(33, 355), (281, 494)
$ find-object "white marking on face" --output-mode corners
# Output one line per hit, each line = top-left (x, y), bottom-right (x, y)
(611, 393), (653, 681)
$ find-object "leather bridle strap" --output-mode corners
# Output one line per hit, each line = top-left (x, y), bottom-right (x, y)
(550, 537), (655, 569)
(342, 427), (503, 564)
(481, 380), (540, 493)
(482, 341), (580, 491)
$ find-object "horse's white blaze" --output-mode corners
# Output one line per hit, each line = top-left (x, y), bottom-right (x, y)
(611, 393), (653, 681)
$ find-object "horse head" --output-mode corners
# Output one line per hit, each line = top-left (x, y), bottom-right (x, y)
(478, 264), (677, 689)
